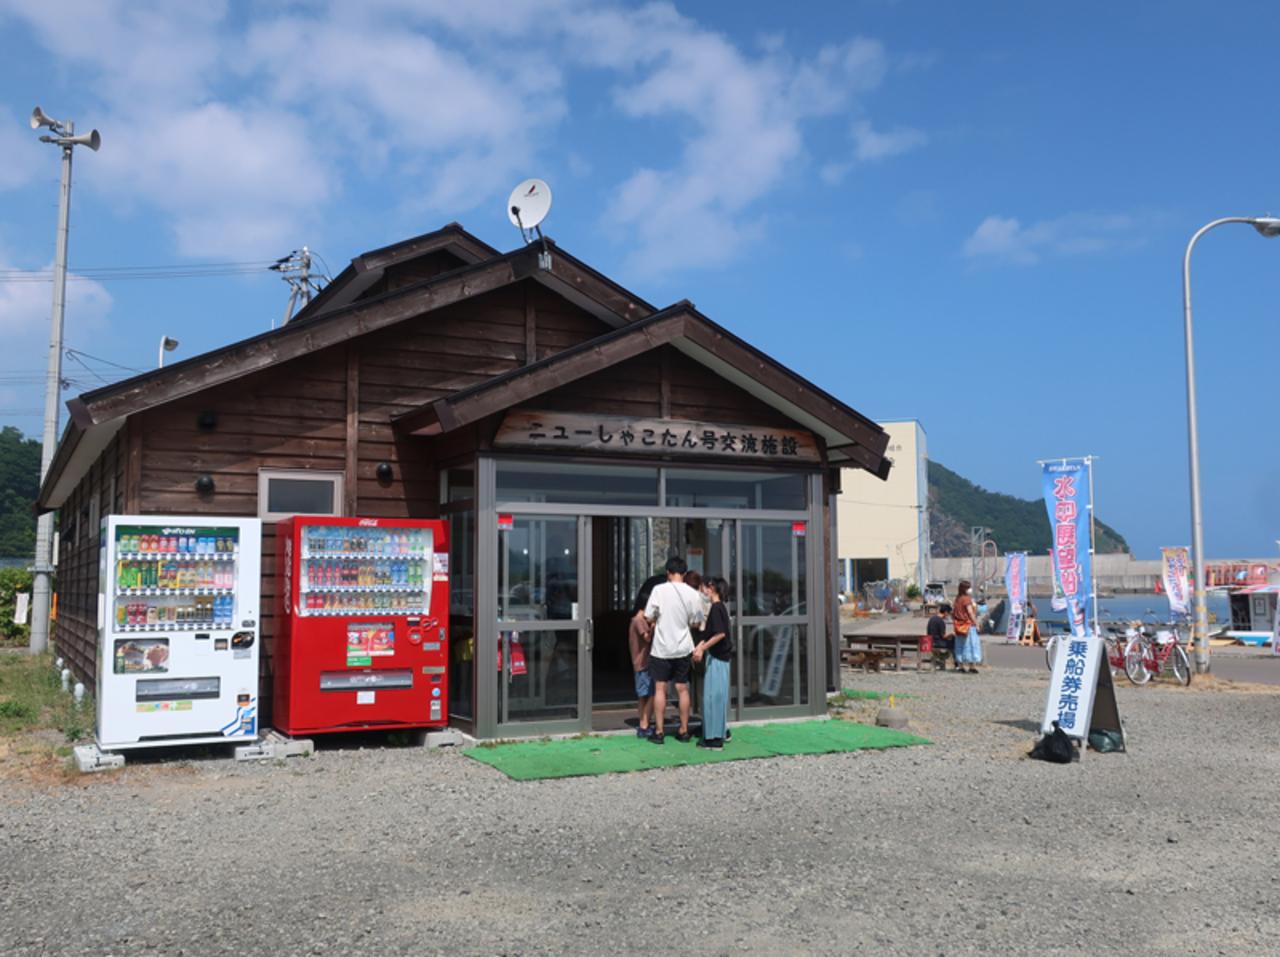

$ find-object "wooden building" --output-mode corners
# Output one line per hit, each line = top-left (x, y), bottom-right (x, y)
(36, 225), (890, 739)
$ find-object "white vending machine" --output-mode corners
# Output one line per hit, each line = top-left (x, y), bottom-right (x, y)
(96, 515), (262, 750)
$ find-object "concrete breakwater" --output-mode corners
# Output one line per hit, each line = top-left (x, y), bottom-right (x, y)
(930, 554), (1166, 595)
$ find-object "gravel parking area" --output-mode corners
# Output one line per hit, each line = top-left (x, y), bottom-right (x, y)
(2, 666), (1277, 956)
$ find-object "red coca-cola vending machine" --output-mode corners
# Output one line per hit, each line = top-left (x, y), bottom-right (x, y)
(274, 516), (449, 735)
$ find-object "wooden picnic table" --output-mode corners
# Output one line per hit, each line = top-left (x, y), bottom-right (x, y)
(842, 632), (933, 672)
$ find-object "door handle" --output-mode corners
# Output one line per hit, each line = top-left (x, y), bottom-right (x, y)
(585, 620), (593, 653)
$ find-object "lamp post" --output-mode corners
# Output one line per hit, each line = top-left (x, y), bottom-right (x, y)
(28, 106), (101, 655)
(1181, 215), (1280, 674)
(157, 336), (179, 368)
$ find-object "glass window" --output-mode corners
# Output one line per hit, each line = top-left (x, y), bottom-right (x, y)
(741, 521), (807, 616)
(741, 623), (808, 708)
(665, 468), (806, 510)
(258, 470), (343, 521)
(499, 516), (578, 621)
(496, 460), (658, 506)
(499, 629), (580, 723)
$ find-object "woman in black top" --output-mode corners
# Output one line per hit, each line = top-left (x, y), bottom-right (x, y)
(693, 577), (732, 748)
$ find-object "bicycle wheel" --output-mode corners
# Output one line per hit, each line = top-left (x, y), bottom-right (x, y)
(1044, 635), (1059, 670)
(1171, 644), (1191, 686)
(1124, 637), (1151, 685)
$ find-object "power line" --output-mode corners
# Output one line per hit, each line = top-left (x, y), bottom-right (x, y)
(63, 347), (143, 374)
(0, 260), (281, 283)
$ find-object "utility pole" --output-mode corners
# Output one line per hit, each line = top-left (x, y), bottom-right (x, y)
(270, 246), (325, 327)
(28, 107), (100, 655)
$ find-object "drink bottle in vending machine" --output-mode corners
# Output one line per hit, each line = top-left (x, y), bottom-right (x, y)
(273, 516), (450, 736)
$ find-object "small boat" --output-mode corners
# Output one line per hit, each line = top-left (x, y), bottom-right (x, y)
(1220, 583), (1278, 647)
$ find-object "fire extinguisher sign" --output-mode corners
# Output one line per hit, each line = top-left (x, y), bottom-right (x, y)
(792, 522), (806, 537)
(498, 514), (514, 531)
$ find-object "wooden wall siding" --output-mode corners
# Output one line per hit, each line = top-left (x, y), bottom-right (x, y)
(523, 345), (798, 429)
(132, 348), (350, 516)
(355, 281), (612, 517)
(53, 429), (126, 687)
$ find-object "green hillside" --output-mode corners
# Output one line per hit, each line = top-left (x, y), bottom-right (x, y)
(928, 460), (1129, 557)
(0, 427), (41, 558)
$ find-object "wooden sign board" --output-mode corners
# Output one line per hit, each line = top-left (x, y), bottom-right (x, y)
(1041, 635), (1125, 757)
(494, 411), (822, 464)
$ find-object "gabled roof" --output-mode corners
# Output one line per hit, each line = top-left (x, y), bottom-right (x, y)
(37, 223), (886, 509)
(290, 223), (499, 321)
(393, 301), (891, 476)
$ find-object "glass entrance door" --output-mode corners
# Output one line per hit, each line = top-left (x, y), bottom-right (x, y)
(496, 515), (590, 732)
(737, 519), (808, 710)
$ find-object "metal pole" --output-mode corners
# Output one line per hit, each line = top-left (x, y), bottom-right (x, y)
(1086, 455), (1099, 635)
(30, 134), (75, 655)
(1177, 216), (1280, 670)
(1181, 217), (1264, 673)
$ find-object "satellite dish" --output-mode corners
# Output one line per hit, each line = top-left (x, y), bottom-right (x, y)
(507, 178), (552, 232)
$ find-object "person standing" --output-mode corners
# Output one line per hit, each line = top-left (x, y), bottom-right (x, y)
(693, 577), (732, 749)
(644, 557), (704, 744)
(953, 580), (982, 673)
(628, 574), (665, 738)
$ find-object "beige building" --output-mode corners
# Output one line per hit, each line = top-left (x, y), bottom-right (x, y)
(836, 419), (930, 594)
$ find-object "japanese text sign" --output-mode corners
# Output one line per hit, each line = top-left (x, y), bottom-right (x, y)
(1042, 459), (1093, 637)
(495, 411), (822, 463)
(1041, 635), (1102, 740)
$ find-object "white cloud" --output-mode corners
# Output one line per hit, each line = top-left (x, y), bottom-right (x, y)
(2, 1), (921, 277)
(88, 104), (333, 258)
(0, 110), (46, 190)
(851, 120), (927, 161)
(962, 212), (1145, 265)
(0, 260), (113, 339)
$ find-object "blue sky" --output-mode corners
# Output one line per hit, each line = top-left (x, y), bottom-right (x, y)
(1, 1), (1278, 559)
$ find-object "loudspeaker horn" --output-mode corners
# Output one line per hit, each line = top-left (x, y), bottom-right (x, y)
(63, 129), (101, 152)
(30, 105), (60, 130)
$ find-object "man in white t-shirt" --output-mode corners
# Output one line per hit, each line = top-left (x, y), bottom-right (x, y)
(643, 556), (705, 744)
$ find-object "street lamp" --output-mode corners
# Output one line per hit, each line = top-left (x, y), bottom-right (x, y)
(158, 336), (179, 368)
(1181, 215), (1280, 674)
(28, 106), (101, 656)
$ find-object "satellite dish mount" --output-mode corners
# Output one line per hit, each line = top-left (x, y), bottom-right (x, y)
(507, 178), (553, 270)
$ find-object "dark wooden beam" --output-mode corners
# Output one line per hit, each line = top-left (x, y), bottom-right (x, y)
(344, 346), (359, 515)
(124, 419), (142, 513)
(524, 284), (536, 365)
(659, 349), (671, 417)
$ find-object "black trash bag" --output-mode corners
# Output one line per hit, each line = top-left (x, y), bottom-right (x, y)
(1030, 721), (1076, 764)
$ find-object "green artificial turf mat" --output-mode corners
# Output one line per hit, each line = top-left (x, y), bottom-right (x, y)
(465, 718), (930, 781)
(835, 689), (915, 702)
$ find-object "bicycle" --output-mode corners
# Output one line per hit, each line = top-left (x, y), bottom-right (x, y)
(1123, 613), (1191, 686)
(1044, 623), (1130, 677)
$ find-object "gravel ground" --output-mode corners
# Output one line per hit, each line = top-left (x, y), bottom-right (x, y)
(2, 666), (1277, 956)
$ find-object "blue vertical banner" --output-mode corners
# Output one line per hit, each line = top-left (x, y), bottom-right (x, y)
(1042, 459), (1093, 637)
(1004, 552), (1027, 642)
